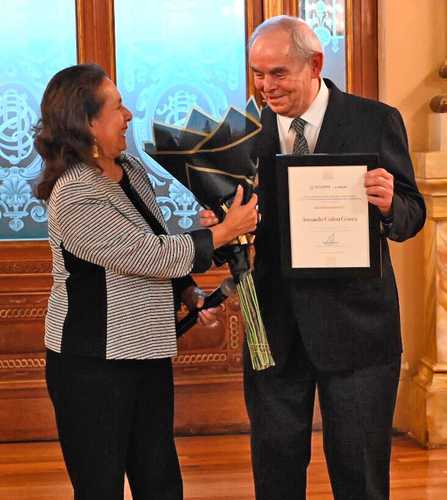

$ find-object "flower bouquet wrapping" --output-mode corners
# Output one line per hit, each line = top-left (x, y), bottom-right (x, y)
(144, 99), (274, 370)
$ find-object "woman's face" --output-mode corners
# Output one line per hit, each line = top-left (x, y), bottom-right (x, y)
(90, 78), (132, 160)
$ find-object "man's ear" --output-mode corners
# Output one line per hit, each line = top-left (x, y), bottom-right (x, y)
(310, 52), (323, 78)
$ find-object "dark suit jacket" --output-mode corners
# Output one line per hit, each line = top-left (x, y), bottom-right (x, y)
(253, 79), (426, 372)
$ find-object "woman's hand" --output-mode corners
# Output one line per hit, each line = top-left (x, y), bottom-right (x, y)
(199, 209), (219, 227)
(180, 285), (219, 327)
(209, 185), (258, 249)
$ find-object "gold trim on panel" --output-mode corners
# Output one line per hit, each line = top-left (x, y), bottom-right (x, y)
(174, 353), (228, 365)
(0, 306), (47, 320)
(0, 358), (46, 370)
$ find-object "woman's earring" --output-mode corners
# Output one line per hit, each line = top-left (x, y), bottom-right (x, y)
(92, 141), (99, 159)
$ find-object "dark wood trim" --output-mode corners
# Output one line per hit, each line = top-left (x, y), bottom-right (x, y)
(76, 0), (116, 80)
(283, 0), (298, 16)
(246, 0), (264, 99)
(347, 0), (378, 99)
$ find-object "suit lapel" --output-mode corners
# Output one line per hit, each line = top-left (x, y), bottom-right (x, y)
(314, 79), (349, 154)
(261, 107), (281, 156)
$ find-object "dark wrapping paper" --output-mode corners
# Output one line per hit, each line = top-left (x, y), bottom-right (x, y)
(144, 100), (274, 370)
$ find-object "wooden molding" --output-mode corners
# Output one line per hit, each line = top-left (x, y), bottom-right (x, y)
(262, 0), (279, 18)
(76, 0), (116, 80)
(283, 0), (298, 16)
(246, 0), (264, 102)
(347, 0), (378, 99)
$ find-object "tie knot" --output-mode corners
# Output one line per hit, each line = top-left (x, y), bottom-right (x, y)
(291, 117), (306, 136)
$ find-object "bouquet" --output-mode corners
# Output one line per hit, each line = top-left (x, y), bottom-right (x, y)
(144, 99), (274, 371)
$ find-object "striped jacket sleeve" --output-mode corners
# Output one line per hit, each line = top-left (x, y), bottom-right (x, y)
(53, 180), (196, 279)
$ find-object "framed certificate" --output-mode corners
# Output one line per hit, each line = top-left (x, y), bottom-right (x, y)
(276, 154), (382, 279)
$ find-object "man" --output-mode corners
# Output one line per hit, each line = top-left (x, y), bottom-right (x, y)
(243, 15), (425, 500)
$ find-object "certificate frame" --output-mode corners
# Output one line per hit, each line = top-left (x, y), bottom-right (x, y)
(276, 153), (382, 279)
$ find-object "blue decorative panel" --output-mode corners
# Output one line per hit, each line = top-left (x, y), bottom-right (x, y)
(115, 0), (247, 232)
(301, 0), (346, 90)
(0, 1), (77, 240)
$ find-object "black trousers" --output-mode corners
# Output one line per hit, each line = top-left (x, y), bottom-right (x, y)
(46, 350), (182, 500)
(244, 339), (400, 500)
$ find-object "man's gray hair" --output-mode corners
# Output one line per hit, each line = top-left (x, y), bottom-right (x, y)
(249, 15), (322, 61)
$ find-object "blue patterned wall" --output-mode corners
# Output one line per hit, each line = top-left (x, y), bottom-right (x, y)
(301, 0), (346, 90)
(115, 0), (247, 233)
(0, 1), (77, 240)
(0, 1), (347, 240)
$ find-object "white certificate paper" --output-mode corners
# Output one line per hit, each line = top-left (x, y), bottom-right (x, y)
(288, 165), (370, 268)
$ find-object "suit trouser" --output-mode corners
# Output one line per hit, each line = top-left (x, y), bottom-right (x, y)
(244, 339), (400, 500)
(45, 350), (182, 500)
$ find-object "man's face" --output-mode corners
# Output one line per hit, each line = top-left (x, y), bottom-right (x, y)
(249, 29), (322, 117)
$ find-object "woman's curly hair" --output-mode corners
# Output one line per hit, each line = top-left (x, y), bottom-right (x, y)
(33, 64), (107, 200)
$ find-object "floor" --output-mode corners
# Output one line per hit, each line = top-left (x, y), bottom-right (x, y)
(1, 433), (447, 499)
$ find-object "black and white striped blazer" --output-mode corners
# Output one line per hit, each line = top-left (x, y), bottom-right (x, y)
(45, 153), (212, 360)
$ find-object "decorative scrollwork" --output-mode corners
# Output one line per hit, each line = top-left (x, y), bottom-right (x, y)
(229, 315), (240, 350)
(0, 167), (48, 232)
(0, 306), (47, 320)
(115, 2), (244, 233)
(156, 181), (199, 228)
(0, 358), (45, 369)
(173, 353), (227, 364)
(156, 89), (198, 126)
(301, 0), (345, 53)
(0, 88), (37, 166)
(0, 85), (48, 236)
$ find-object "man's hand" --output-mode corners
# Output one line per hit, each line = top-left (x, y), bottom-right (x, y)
(180, 285), (219, 327)
(365, 168), (394, 216)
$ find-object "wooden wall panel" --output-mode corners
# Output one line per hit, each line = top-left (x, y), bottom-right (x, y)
(0, 255), (250, 442)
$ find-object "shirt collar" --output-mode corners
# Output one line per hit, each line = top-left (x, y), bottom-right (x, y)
(301, 78), (329, 129)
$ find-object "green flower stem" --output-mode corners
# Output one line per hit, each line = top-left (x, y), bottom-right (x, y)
(236, 272), (275, 371)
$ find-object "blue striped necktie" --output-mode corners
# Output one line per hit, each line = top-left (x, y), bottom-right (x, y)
(291, 117), (310, 155)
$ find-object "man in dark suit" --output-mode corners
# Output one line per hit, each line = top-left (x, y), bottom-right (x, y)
(244, 15), (426, 500)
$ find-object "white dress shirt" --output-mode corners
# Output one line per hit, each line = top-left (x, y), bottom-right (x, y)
(277, 78), (330, 154)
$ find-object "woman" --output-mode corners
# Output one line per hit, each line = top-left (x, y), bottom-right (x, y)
(34, 64), (257, 500)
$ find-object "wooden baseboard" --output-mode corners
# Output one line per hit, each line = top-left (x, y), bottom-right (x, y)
(0, 367), (249, 442)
